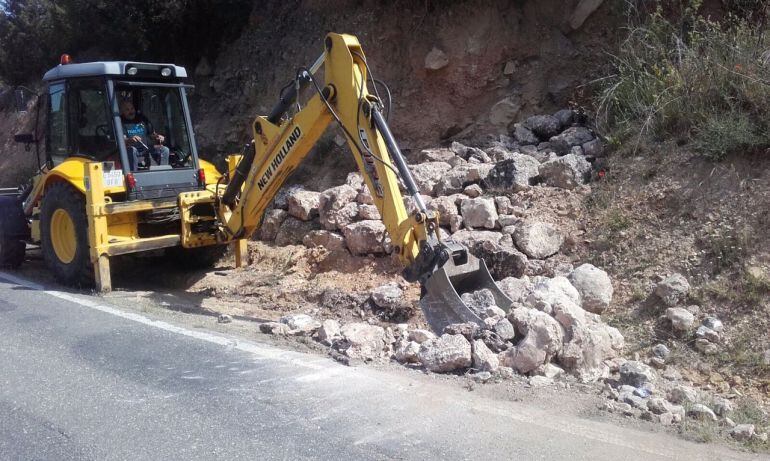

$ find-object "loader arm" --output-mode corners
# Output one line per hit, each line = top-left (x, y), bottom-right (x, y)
(216, 33), (511, 332)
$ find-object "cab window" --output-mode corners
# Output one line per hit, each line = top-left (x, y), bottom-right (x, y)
(68, 79), (117, 161)
(46, 82), (68, 165)
(117, 85), (193, 169)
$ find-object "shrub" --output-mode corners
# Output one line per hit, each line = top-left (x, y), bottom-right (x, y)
(597, 0), (770, 159)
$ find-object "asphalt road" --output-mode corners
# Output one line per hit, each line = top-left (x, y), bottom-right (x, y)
(0, 272), (762, 461)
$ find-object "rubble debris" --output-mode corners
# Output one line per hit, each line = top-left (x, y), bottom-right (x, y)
(538, 154), (591, 189)
(338, 322), (390, 361)
(217, 314), (232, 324)
(654, 273), (690, 307)
(567, 263), (613, 314)
(317, 319), (341, 345)
(418, 334), (473, 372)
(513, 222), (564, 259)
(666, 307), (695, 332)
(342, 220), (390, 255)
(287, 189), (321, 221)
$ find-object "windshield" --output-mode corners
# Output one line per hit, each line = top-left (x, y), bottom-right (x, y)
(116, 85), (194, 171)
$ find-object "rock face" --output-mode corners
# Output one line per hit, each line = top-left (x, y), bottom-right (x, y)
(538, 154), (591, 189)
(568, 264), (613, 314)
(418, 334), (473, 372)
(342, 220), (389, 255)
(513, 222), (564, 259)
(654, 273), (690, 306)
(339, 322), (389, 361)
(461, 197), (498, 229)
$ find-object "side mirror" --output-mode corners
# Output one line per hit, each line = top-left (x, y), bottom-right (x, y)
(14, 133), (36, 144)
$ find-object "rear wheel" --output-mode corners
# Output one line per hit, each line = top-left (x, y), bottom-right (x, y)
(40, 182), (92, 287)
(0, 196), (28, 268)
(0, 238), (25, 268)
(165, 244), (227, 270)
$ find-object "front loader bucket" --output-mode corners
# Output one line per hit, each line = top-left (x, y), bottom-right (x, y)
(419, 252), (513, 333)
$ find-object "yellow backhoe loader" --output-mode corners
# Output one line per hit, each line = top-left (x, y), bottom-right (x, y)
(0, 33), (512, 332)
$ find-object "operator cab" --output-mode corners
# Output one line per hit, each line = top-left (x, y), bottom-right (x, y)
(42, 57), (203, 200)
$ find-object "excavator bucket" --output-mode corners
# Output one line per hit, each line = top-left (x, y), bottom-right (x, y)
(419, 250), (513, 333)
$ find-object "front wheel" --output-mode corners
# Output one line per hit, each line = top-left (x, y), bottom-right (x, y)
(40, 182), (93, 287)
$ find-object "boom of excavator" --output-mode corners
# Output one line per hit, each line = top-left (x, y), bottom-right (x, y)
(180, 33), (514, 332)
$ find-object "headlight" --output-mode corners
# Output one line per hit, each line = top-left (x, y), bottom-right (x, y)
(126, 66), (138, 76)
(161, 67), (172, 77)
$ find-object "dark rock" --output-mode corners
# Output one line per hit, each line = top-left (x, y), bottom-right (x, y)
(549, 126), (594, 155)
(582, 138), (604, 158)
(553, 109), (576, 129)
(477, 329), (510, 353)
(471, 240), (527, 279)
(484, 156), (540, 192)
(523, 115), (561, 140)
(443, 322), (480, 340)
(275, 216), (321, 246)
(513, 124), (539, 145)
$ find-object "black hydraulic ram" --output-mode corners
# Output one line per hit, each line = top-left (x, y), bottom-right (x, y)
(370, 106), (428, 214)
(222, 54), (324, 207)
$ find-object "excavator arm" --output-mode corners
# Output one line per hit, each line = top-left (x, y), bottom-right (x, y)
(214, 33), (511, 332)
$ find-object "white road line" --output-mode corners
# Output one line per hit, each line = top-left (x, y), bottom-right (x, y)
(0, 270), (334, 373)
(0, 271), (751, 460)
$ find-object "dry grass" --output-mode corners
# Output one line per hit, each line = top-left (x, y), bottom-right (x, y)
(597, 0), (770, 160)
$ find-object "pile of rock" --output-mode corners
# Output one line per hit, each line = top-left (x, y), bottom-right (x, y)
(259, 263), (623, 384)
(602, 358), (769, 441)
(255, 109), (602, 281)
(655, 273), (726, 356)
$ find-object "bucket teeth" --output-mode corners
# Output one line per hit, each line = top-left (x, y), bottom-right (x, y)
(419, 252), (512, 334)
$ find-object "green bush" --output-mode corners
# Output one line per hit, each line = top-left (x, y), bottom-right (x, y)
(598, 0), (770, 159)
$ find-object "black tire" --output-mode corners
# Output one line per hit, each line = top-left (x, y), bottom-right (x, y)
(0, 238), (25, 268)
(40, 182), (93, 287)
(165, 244), (227, 270)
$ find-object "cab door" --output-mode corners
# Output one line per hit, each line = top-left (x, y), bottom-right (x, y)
(45, 82), (69, 167)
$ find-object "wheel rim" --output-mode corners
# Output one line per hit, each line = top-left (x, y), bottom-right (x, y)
(51, 209), (77, 264)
